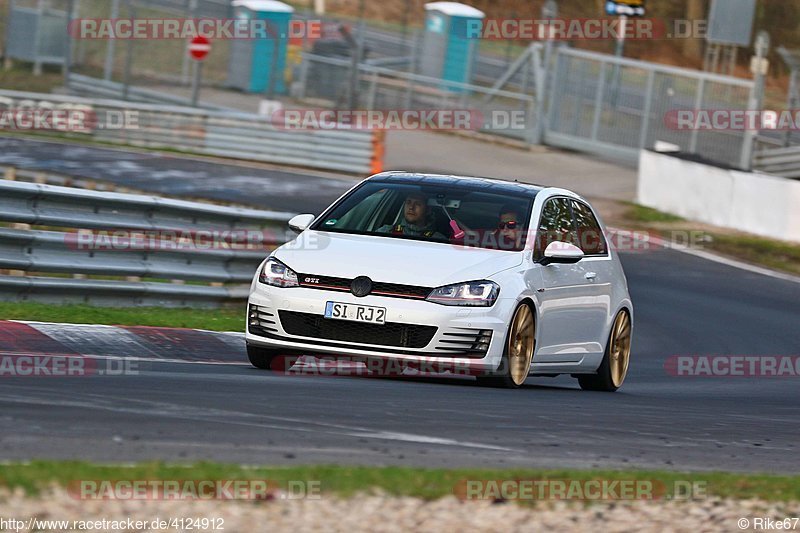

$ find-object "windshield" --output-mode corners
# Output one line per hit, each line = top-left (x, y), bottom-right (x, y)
(311, 181), (534, 251)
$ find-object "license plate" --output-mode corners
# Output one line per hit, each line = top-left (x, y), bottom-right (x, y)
(324, 301), (386, 324)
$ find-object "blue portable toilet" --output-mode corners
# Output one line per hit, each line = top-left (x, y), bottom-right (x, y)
(419, 2), (485, 87)
(227, 0), (294, 94)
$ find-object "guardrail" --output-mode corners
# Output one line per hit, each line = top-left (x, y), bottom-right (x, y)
(0, 176), (295, 308)
(753, 143), (800, 179)
(0, 89), (383, 174)
(67, 73), (236, 111)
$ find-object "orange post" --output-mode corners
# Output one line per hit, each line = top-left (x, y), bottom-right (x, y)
(370, 130), (386, 174)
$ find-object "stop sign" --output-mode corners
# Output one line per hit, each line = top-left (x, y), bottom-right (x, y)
(188, 36), (211, 61)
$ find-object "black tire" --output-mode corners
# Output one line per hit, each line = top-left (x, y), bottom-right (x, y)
(578, 310), (632, 392)
(476, 303), (535, 389)
(577, 354), (617, 392)
(246, 344), (282, 370)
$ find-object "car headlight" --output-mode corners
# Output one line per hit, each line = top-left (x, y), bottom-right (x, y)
(259, 257), (299, 287)
(426, 280), (499, 307)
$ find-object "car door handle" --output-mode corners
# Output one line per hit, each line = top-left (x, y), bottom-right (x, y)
(585, 272), (597, 281)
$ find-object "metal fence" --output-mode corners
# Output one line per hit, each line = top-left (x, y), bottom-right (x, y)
(0, 174), (293, 307)
(295, 45), (757, 168)
(0, 89), (381, 174)
(296, 19), (762, 170)
(298, 54), (537, 142)
(4, 0), (70, 72)
(752, 47), (800, 178)
(544, 47), (755, 168)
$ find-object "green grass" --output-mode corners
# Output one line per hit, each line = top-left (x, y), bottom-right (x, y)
(0, 63), (65, 93)
(618, 203), (800, 276)
(0, 462), (798, 502)
(624, 203), (685, 223)
(707, 234), (800, 276)
(0, 302), (244, 332)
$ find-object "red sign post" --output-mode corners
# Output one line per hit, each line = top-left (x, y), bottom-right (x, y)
(189, 35), (211, 61)
(188, 36), (211, 106)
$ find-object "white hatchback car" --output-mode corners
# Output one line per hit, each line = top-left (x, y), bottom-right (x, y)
(246, 172), (633, 391)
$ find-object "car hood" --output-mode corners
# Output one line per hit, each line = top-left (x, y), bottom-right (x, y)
(274, 230), (523, 287)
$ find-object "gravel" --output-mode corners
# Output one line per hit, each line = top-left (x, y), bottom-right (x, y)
(0, 488), (798, 532)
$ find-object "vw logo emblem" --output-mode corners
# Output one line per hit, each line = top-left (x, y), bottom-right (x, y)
(350, 276), (373, 297)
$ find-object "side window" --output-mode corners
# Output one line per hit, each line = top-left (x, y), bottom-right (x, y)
(534, 198), (577, 259)
(571, 200), (607, 255)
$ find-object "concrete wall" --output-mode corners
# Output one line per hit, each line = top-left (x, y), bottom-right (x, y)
(638, 150), (800, 243)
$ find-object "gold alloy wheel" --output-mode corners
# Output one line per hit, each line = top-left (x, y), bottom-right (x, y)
(609, 311), (632, 388)
(508, 305), (535, 386)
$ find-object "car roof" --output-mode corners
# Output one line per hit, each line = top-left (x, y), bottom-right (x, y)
(368, 171), (545, 198)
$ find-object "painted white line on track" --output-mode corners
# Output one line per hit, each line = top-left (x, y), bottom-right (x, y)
(343, 430), (514, 451)
(0, 351), (248, 366)
(0, 390), (512, 452)
(13, 321), (246, 337)
(609, 228), (800, 284)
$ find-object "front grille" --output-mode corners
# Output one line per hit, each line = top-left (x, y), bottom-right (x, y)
(372, 281), (431, 299)
(297, 273), (431, 300)
(278, 310), (437, 349)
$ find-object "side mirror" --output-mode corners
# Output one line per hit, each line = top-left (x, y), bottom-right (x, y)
(288, 213), (315, 233)
(540, 241), (584, 266)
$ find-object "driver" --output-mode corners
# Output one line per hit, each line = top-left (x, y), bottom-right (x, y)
(377, 192), (445, 238)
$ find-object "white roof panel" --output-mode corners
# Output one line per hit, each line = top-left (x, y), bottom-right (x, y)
(232, 0), (295, 13)
(424, 2), (484, 18)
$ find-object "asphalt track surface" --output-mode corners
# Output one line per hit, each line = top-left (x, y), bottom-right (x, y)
(0, 138), (798, 472)
(0, 135), (356, 214)
(1, 247), (799, 473)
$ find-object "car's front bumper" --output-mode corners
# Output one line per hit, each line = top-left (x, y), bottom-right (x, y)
(245, 283), (514, 373)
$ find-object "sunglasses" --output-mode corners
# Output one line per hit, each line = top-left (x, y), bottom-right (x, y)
(498, 221), (518, 230)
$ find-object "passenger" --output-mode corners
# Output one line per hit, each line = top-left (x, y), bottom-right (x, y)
(494, 204), (524, 250)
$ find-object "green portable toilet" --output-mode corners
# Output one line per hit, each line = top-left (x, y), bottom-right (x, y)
(228, 0), (294, 94)
(419, 2), (485, 87)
